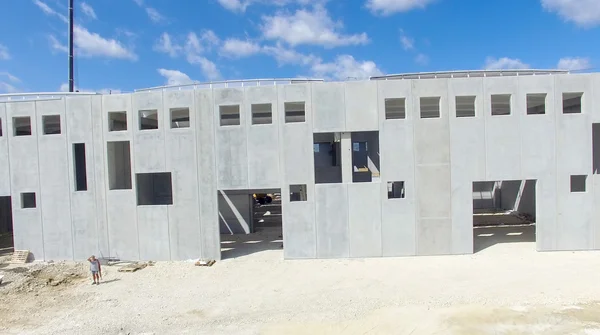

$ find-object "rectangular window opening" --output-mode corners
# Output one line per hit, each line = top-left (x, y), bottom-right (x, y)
(139, 109), (158, 130)
(385, 98), (406, 119)
(570, 175), (587, 193)
(108, 111), (127, 131)
(21, 192), (36, 209)
(42, 115), (61, 135)
(352, 131), (380, 183)
(593, 124), (600, 174)
(491, 94), (511, 116)
(107, 141), (132, 190)
(73, 143), (88, 191)
(420, 97), (441, 118)
(455, 96), (476, 117)
(290, 184), (307, 202)
(388, 181), (405, 199)
(563, 92), (583, 114)
(136, 172), (173, 205)
(314, 132), (342, 184)
(252, 103), (273, 125)
(13, 117), (32, 136)
(527, 93), (546, 115)
(285, 102), (306, 123)
(220, 105), (240, 126)
(170, 107), (190, 128)
(0, 118), (3, 137)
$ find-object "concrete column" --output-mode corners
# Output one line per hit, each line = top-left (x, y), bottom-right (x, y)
(341, 132), (352, 183)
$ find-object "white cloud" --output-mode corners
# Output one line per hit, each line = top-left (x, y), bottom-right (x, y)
(0, 82), (19, 93)
(154, 33), (181, 57)
(157, 69), (195, 86)
(557, 57), (592, 71)
(48, 35), (68, 53)
(0, 44), (10, 60)
(146, 7), (165, 23)
(260, 5), (369, 47)
(415, 53), (428, 65)
(541, 0), (600, 27)
(220, 39), (261, 58)
(484, 57), (530, 70)
(366, 0), (436, 15)
(262, 43), (319, 66)
(0, 72), (21, 93)
(80, 2), (97, 19)
(218, 0), (250, 12)
(311, 55), (383, 80)
(217, 0), (319, 13)
(35, 0), (137, 60)
(188, 55), (221, 80)
(0, 72), (20, 83)
(399, 30), (414, 50)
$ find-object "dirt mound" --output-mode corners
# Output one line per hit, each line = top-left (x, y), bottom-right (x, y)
(1, 262), (87, 294)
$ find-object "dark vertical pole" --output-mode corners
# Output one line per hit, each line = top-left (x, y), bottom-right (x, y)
(68, 0), (74, 92)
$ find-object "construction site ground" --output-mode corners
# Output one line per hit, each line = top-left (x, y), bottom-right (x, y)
(1, 227), (600, 335)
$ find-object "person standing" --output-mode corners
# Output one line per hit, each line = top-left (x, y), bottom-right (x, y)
(87, 255), (102, 285)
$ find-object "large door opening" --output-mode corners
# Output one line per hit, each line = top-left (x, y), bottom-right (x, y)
(472, 180), (536, 253)
(219, 189), (283, 259)
(0, 196), (14, 257)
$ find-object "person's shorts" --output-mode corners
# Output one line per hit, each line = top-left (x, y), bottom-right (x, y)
(91, 271), (98, 275)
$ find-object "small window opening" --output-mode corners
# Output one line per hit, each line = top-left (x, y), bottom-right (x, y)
(107, 141), (132, 190)
(456, 96), (476, 117)
(385, 98), (406, 119)
(570, 175), (587, 192)
(0, 118), (3, 136)
(220, 105), (240, 126)
(314, 132), (342, 184)
(420, 97), (441, 118)
(21, 192), (36, 209)
(252, 103), (272, 125)
(563, 93), (583, 114)
(170, 107), (190, 128)
(73, 143), (88, 191)
(42, 115), (61, 135)
(491, 94), (511, 116)
(139, 109), (158, 130)
(136, 172), (173, 205)
(290, 184), (307, 202)
(388, 181), (405, 199)
(13, 117), (32, 136)
(285, 102), (305, 123)
(527, 94), (546, 115)
(108, 111), (127, 131)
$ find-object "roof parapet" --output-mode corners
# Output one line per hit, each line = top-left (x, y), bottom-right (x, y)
(0, 91), (100, 103)
(370, 69), (570, 80)
(135, 78), (325, 92)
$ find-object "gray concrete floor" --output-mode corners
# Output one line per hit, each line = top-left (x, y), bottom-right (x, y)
(474, 225), (535, 253)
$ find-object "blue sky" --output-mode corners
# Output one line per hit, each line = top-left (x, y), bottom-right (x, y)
(0, 0), (599, 93)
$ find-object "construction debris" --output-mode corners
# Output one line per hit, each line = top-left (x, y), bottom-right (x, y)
(195, 259), (216, 267)
(117, 262), (148, 273)
(10, 250), (30, 264)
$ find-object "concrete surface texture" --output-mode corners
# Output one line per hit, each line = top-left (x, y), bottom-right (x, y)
(0, 72), (599, 261)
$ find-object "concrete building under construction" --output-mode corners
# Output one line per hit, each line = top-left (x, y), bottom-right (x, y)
(1, 70), (600, 261)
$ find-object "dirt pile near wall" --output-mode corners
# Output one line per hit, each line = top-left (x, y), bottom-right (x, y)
(0, 260), (87, 295)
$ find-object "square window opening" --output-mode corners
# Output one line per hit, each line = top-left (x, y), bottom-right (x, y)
(491, 94), (511, 116)
(136, 172), (173, 205)
(170, 107), (190, 128)
(21, 192), (36, 209)
(420, 97), (440, 118)
(108, 111), (127, 131)
(252, 103), (273, 125)
(139, 109), (158, 130)
(570, 175), (587, 192)
(563, 92), (583, 114)
(388, 181), (405, 199)
(107, 141), (132, 190)
(42, 115), (61, 135)
(285, 102), (306, 123)
(527, 93), (546, 115)
(13, 117), (32, 136)
(455, 96), (476, 117)
(385, 98), (406, 119)
(290, 184), (307, 202)
(220, 105), (240, 126)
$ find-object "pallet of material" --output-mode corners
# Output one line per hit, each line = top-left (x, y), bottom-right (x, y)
(117, 262), (147, 273)
(195, 259), (216, 267)
(10, 250), (30, 264)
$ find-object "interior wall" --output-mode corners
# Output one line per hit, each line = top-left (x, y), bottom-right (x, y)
(218, 190), (252, 234)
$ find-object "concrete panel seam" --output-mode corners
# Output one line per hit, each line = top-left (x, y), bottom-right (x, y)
(62, 98), (76, 260)
(34, 100), (47, 260)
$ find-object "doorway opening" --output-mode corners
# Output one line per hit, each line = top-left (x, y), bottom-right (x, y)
(219, 189), (283, 259)
(0, 196), (14, 257)
(472, 180), (536, 252)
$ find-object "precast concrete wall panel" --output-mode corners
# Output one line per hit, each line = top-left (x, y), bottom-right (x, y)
(315, 184), (349, 258)
(90, 95), (110, 258)
(133, 91), (166, 173)
(36, 99), (73, 260)
(245, 86), (280, 189)
(196, 89), (220, 260)
(413, 79), (451, 165)
(282, 183), (316, 259)
(484, 77), (522, 180)
(66, 96), (98, 259)
(312, 82), (346, 132)
(448, 78), (485, 254)
(345, 81), (378, 131)
(214, 88), (248, 190)
(6, 101), (44, 260)
(348, 182), (382, 257)
(0, 103), (10, 195)
(164, 90), (201, 260)
(103, 94), (133, 142)
(137, 206), (170, 260)
(537, 177), (558, 250)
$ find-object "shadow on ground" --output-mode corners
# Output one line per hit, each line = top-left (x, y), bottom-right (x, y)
(474, 225), (535, 253)
(220, 227), (283, 259)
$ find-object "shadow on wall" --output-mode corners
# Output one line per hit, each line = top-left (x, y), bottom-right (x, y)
(474, 225), (535, 253)
(473, 180), (536, 219)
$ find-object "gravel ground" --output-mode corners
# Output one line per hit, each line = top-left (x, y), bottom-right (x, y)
(1, 231), (600, 335)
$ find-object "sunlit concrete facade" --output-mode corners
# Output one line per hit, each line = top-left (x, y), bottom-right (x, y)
(1, 72), (600, 261)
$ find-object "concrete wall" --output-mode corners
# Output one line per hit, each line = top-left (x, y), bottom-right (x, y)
(5, 72), (600, 261)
